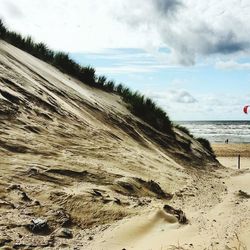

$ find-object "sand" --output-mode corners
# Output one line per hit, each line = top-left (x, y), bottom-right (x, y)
(81, 145), (250, 249)
(213, 143), (250, 157)
(213, 143), (250, 170)
(0, 41), (250, 249)
(87, 160), (250, 250)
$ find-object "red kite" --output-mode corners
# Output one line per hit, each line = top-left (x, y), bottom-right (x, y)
(243, 105), (249, 114)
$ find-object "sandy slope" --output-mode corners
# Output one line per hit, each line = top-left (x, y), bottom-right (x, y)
(0, 40), (249, 250)
(87, 158), (250, 250)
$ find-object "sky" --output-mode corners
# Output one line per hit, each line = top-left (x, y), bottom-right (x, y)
(0, 0), (250, 121)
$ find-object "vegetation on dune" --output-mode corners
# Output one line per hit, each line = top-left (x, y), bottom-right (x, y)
(174, 124), (194, 138)
(196, 137), (215, 156)
(116, 84), (173, 134)
(0, 19), (174, 135)
(0, 20), (7, 38)
(175, 124), (215, 157)
(0, 19), (214, 153)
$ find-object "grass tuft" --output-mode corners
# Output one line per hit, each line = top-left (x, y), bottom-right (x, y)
(196, 137), (215, 156)
(175, 124), (194, 138)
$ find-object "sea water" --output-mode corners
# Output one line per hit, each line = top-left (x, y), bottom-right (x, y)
(177, 121), (250, 144)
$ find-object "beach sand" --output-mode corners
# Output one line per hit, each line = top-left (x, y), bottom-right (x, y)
(212, 143), (250, 157)
(86, 145), (250, 250)
(213, 143), (250, 169)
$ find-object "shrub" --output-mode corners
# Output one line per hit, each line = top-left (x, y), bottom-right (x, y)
(117, 88), (173, 135)
(104, 80), (115, 92)
(24, 36), (34, 49)
(78, 66), (96, 86)
(196, 137), (215, 156)
(175, 124), (194, 138)
(116, 83), (124, 94)
(34, 42), (54, 62)
(97, 75), (107, 89)
(0, 20), (6, 38)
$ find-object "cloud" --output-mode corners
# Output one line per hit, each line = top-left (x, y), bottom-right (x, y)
(215, 60), (250, 70)
(115, 0), (250, 65)
(154, 0), (183, 16)
(1, 1), (23, 19)
(1, 0), (250, 66)
(141, 86), (247, 120)
(96, 63), (178, 74)
(150, 89), (197, 104)
(0, 0), (153, 52)
(173, 90), (197, 103)
(79, 48), (179, 75)
(96, 65), (155, 74)
(196, 93), (245, 116)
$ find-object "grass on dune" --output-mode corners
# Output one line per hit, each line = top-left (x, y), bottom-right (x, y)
(0, 19), (214, 154)
(0, 19), (174, 136)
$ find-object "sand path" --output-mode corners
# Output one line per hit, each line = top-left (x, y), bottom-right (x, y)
(87, 158), (250, 250)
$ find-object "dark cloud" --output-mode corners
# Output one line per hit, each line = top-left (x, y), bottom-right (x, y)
(167, 18), (250, 64)
(160, 21), (250, 65)
(199, 28), (250, 55)
(154, 0), (183, 15)
(211, 35), (249, 55)
(115, 0), (250, 65)
(114, 0), (182, 30)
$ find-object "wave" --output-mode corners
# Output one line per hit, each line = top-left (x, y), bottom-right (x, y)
(177, 121), (250, 143)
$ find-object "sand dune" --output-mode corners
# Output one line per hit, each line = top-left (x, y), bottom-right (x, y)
(0, 40), (249, 249)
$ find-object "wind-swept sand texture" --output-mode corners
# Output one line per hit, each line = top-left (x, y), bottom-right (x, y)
(0, 40), (249, 249)
(87, 164), (250, 250)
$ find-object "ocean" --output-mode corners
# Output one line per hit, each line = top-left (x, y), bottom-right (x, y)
(177, 121), (250, 144)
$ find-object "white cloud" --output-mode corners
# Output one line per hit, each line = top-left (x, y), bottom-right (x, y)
(96, 63), (179, 74)
(1, 0), (250, 65)
(96, 65), (155, 74)
(142, 89), (248, 120)
(1, 0), (23, 19)
(215, 60), (250, 70)
(0, 0), (160, 52)
(148, 89), (197, 104)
